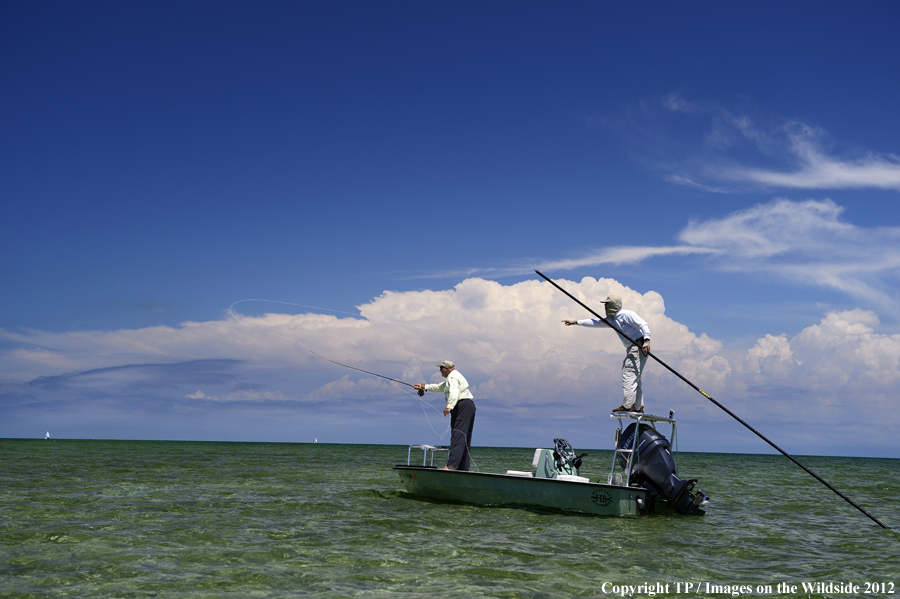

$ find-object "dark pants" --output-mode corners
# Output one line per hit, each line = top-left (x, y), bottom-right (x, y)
(448, 399), (476, 471)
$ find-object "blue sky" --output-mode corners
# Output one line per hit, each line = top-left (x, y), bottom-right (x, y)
(2, 1), (900, 458)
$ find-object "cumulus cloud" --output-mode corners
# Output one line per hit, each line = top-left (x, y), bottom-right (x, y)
(0, 278), (694, 411)
(3, 277), (899, 455)
(735, 310), (900, 425)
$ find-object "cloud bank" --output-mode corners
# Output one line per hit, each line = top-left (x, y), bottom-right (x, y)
(2, 277), (898, 455)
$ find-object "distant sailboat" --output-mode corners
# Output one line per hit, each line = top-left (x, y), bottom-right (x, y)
(44, 431), (50, 439)
(314, 437), (318, 443)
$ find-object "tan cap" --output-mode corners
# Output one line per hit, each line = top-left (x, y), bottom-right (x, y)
(436, 360), (455, 369)
(602, 294), (622, 316)
(602, 294), (622, 307)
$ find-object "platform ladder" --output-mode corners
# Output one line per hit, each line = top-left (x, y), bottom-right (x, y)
(607, 412), (678, 486)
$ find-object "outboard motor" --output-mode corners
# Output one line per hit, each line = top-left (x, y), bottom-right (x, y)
(617, 423), (708, 515)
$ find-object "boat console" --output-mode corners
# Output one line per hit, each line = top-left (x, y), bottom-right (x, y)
(527, 439), (590, 481)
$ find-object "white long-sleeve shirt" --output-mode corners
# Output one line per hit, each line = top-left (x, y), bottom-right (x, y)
(424, 369), (474, 411)
(577, 309), (650, 348)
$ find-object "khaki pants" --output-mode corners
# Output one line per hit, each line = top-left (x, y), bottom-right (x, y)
(622, 344), (648, 409)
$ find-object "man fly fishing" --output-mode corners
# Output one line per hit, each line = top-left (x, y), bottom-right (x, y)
(413, 361), (476, 471)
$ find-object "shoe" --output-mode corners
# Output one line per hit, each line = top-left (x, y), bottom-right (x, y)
(634, 406), (644, 413)
(612, 405), (631, 413)
(440, 466), (456, 471)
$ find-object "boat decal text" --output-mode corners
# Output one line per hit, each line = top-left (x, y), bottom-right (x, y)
(591, 490), (612, 507)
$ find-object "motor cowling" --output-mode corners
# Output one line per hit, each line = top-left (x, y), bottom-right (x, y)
(617, 423), (707, 515)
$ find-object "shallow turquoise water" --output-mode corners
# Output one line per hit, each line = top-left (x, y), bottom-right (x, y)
(1, 440), (897, 598)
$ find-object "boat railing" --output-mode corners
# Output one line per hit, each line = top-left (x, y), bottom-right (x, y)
(608, 412), (677, 486)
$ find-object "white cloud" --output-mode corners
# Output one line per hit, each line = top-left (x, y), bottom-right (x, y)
(654, 96), (900, 192)
(420, 198), (899, 316)
(187, 389), (294, 402)
(300, 374), (407, 402)
(3, 278), (899, 450)
(8, 347), (76, 372)
(719, 123), (900, 191)
(679, 198), (850, 258)
(532, 246), (720, 272)
(677, 199), (900, 312)
(423, 246), (720, 280)
(0, 278), (695, 403)
(0, 276), (900, 453)
(737, 310), (900, 420)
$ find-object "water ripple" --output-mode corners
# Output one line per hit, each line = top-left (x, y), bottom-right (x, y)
(1, 440), (897, 598)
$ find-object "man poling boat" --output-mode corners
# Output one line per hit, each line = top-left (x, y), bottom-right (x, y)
(535, 269), (890, 529)
(563, 293), (652, 414)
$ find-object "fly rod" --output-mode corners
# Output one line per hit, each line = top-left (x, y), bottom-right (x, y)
(323, 357), (415, 387)
(536, 269), (889, 529)
(297, 351), (425, 395)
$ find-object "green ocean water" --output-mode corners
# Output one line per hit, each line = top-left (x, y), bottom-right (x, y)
(1, 440), (897, 598)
